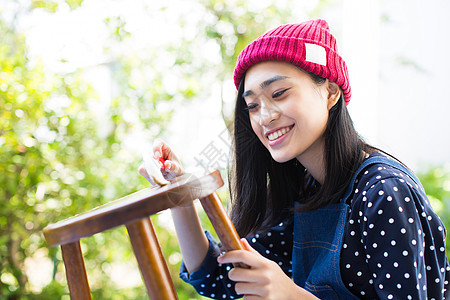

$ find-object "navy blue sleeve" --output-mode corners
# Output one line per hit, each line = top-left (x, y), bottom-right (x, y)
(179, 231), (239, 299)
(179, 220), (294, 299)
(342, 167), (450, 299)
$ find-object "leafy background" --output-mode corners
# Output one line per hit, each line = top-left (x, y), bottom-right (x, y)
(1, 0), (449, 299)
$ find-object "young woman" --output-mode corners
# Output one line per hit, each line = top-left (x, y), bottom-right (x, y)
(140, 19), (450, 299)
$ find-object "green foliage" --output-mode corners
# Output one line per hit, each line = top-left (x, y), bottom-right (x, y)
(0, 0), (338, 299)
(418, 166), (450, 254)
(0, 1), (175, 298)
(31, 0), (83, 11)
(198, 0), (303, 128)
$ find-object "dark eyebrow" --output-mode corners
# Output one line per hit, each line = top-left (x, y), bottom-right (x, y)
(260, 75), (289, 89)
(242, 75), (289, 98)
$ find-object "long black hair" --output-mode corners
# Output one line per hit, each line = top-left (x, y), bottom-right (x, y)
(228, 71), (376, 238)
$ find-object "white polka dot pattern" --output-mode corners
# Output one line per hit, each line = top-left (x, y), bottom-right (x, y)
(179, 156), (450, 299)
(179, 221), (293, 299)
(341, 162), (450, 299)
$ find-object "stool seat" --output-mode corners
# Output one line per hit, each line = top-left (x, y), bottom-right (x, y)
(44, 171), (223, 247)
(43, 170), (244, 299)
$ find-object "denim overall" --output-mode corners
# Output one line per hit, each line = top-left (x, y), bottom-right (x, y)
(292, 155), (420, 299)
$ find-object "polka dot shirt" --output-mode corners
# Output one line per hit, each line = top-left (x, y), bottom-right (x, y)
(179, 223), (294, 299)
(340, 158), (450, 299)
(180, 155), (450, 299)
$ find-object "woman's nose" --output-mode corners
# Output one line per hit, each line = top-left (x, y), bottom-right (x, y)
(258, 101), (280, 126)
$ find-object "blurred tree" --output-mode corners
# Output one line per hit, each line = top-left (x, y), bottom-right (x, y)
(0, 3), (148, 298)
(194, 0), (305, 129)
(0, 1), (178, 298)
(0, 0), (341, 299)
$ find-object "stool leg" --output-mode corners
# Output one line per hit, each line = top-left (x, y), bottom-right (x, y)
(126, 217), (178, 300)
(200, 192), (244, 252)
(200, 192), (248, 268)
(61, 241), (92, 300)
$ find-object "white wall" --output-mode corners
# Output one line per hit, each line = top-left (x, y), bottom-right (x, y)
(342, 0), (450, 171)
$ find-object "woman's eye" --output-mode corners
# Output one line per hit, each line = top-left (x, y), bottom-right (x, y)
(245, 103), (259, 111)
(272, 88), (290, 98)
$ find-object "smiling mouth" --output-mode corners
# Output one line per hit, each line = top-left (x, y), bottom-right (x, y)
(266, 125), (294, 141)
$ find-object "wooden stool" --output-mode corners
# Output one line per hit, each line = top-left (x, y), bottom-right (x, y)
(43, 170), (245, 299)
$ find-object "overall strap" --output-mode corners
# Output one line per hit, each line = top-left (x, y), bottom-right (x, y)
(341, 155), (422, 204)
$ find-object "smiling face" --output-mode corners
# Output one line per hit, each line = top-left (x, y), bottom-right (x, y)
(243, 61), (338, 174)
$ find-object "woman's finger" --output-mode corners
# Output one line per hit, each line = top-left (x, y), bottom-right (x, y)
(160, 161), (183, 180)
(164, 160), (183, 176)
(242, 296), (259, 300)
(218, 249), (263, 269)
(153, 139), (176, 161)
(241, 238), (259, 254)
(228, 266), (261, 282)
(151, 139), (166, 158)
(234, 282), (260, 296)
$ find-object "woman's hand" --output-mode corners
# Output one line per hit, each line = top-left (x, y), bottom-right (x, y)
(138, 141), (209, 273)
(218, 239), (319, 300)
(138, 139), (184, 182)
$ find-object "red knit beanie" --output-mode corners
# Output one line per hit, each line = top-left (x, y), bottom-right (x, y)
(233, 19), (351, 104)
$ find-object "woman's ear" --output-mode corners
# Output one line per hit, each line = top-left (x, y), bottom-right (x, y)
(326, 80), (341, 110)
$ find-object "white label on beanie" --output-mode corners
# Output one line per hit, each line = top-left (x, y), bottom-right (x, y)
(305, 43), (327, 66)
